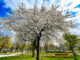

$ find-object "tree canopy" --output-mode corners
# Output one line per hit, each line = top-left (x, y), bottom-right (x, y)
(1, 3), (76, 60)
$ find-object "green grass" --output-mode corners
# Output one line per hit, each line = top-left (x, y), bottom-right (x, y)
(0, 52), (80, 60)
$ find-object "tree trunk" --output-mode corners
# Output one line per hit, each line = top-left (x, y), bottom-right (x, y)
(22, 49), (24, 55)
(21, 44), (25, 55)
(59, 48), (61, 53)
(32, 49), (35, 57)
(0, 48), (3, 52)
(63, 49), (65, 52)
(78, 47), (80, 52)
(36, 28), (45, 60)
(45, 45), (48, 53)
(36, 37), (40, 60)
(32, 40), (36, 57)
(10, 48), (13, 52)
(72, 49), (77, 60)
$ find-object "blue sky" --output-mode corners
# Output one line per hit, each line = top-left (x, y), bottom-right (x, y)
(0, 0), (80, 36)
(0, 0), (11, 17)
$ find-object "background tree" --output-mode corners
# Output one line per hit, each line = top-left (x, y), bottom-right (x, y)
(76, 40), (80, 52)
(63, 33), (78, 60)
(49, 43), (55, 51)
(78, 44), (80, 52)
(0, 37), (3, 52)
(0, 36), (11, 52)
(25, 42), (32, 51)
(44, 42), (49, 53)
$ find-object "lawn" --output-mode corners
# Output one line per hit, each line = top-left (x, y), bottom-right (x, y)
(0, 52), (80, 60)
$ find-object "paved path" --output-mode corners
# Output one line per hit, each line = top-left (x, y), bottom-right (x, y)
(0, 53), (22, 57)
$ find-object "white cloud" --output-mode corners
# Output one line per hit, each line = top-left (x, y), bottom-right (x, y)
(4, 0), (62, 9)
(78, 11), (80, 15)
(60, 0), (80, 11)
(4, 0), (80, 10)
(72, 8), (80, 12)
(35, 0), (43, 8)
(4, 0), (31, 10)
(70, 28), (80, 35)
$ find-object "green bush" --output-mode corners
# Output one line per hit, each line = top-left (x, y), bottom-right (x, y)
(42, 53), (74, 58)
(54, 55), (74, 58)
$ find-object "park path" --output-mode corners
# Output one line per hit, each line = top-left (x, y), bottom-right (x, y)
(0, 53), (22, 57)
